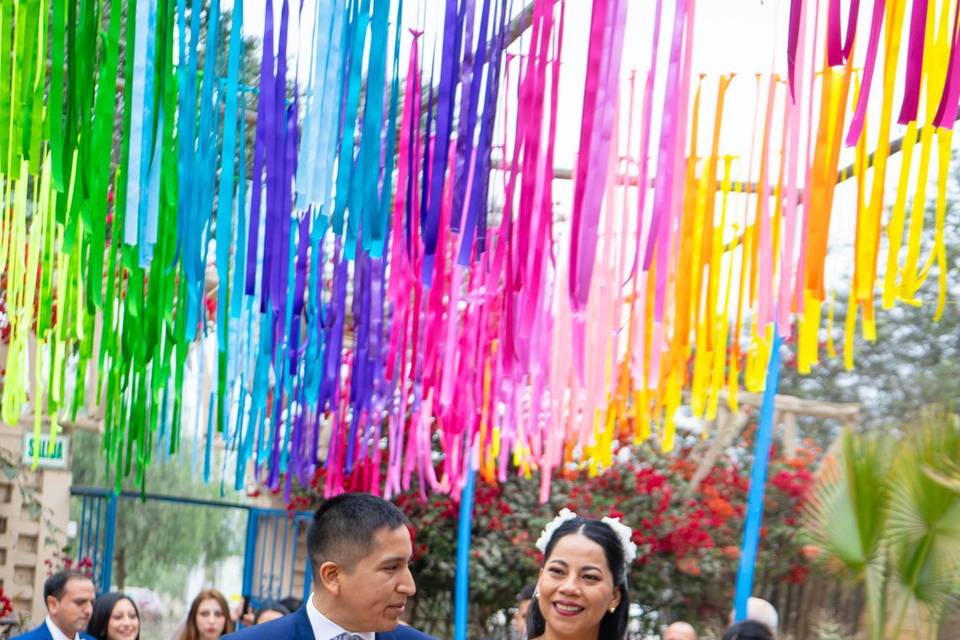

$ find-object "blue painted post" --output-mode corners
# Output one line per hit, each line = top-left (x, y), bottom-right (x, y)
(301, 514), (313, 603)
(100, 494), (118, 592)
(453, 467), (477, 640)
(77, 496), (89, 566)
(733, 332), (784, 621)
(242, 508), (260, 600)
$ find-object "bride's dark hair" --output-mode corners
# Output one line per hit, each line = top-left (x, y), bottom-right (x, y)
(526, 517), (630, 639)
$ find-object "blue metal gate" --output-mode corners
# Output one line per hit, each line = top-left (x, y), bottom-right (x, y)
(242, 509), (314, 608)
(70, 487), (312, 608)
(73, 490), (117, 591)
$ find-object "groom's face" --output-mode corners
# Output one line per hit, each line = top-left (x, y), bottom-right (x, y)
(336, 525), (417, 632)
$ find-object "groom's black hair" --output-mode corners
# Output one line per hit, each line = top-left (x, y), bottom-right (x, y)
(307, 493), (411, 573)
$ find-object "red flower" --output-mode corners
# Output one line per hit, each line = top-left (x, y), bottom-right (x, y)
(788, 564), (809, 584)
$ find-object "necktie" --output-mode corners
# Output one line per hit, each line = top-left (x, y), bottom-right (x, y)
(331, 634), (364, 640)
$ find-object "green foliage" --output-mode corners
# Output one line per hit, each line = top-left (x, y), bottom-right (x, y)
(70, 430), (243, 594)
(803, 413), (960, 639)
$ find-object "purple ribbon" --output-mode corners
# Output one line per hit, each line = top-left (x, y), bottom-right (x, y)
(460, 0), (509, 264)
(450, 0), (482, 232)
(422, 0), (465, 286)
(245, 0), (274, 296)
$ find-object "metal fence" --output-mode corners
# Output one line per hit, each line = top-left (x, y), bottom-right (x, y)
(69, 486), (311, 608)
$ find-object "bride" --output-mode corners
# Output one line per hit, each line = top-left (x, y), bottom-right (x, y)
(525, 509), (635, 640)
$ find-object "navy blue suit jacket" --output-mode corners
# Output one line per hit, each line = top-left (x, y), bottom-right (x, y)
(12, 621), (95, 640)
(222, 607), (434, 640)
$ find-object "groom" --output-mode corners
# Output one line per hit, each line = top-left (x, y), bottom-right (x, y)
(225, 493), (433, 640)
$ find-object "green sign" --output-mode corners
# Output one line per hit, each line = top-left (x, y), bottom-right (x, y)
(21, 433), (70, 469)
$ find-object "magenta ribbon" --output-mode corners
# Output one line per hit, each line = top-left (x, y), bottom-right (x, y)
(898, 0), (928, 124)
(787, 0), (803, 100)
(933, 1), (960, 128)
(825, 0), (858, 67)
(846, 0), (885, 146)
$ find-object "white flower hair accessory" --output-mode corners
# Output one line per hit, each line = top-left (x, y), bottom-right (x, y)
(534, 508), (579, 553)
(535, 509), (638, 567)
(601, 515), (637, 566)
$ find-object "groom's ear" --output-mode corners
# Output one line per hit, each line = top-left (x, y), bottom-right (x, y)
(317, 560), (344, 596)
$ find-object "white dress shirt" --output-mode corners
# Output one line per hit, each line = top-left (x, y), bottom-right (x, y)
(44, 617), (80, 640)
(306, 593), (375, 640)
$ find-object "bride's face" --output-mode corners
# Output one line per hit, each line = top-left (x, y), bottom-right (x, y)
(536, 533), (620, 638)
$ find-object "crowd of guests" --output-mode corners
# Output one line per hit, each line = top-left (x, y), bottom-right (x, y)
(14, 571), (301, 640)
(19, 494), (787, 640)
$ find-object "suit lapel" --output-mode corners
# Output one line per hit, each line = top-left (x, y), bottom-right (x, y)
(292, 606), (315, 640)
(40, 622), (55, 640)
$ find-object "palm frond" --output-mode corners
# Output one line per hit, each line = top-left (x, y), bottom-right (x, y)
(802, 429), (892, 578)
(885, 410), (960, 635)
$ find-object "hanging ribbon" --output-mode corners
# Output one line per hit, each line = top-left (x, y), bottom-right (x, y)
(733, 330), (784, 621)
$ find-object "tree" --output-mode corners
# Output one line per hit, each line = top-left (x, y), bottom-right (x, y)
(779, 165), (960, 435)
(804, 411), (960, 639)
(70, 430), (243, 594)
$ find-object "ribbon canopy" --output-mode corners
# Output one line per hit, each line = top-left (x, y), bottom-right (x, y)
(0, 0), (953, 498)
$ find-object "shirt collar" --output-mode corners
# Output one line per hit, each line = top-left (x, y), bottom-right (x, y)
(305, 593), (376, 640)
(44, 616), (79, 640)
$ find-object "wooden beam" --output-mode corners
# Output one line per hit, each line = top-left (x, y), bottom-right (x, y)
(718, 389), (860, 421)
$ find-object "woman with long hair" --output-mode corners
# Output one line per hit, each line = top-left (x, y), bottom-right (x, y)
(87, 593), (141, 640)
(525, 509), (635, 640)
(179, 589), (234, 640)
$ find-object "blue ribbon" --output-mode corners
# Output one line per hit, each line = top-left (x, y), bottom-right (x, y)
(217, 0), (244, 347)
(372, 0), (404, 261)
(453, 466), (477, 640)
(316, 7), (348, 218)
(734, 330), (784, 620)
(124, 0), (152, 249)
(295, 1), (330, 210)
(137, 0), (160, 268)
(354, 0), (391, 258)
(230, 75), (249, 321)
(332, 0), (370, 242)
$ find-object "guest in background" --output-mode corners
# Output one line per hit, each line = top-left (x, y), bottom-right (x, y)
(722, 621), (774, 640)
(278, 597), (302, 614)
(513, 585), (535, 639)
(253, 604), (289, 625)
(14, 570), (96, 640)
(87, 593), (140, 640)
(728, 598), (778, 638)
(179, 590), (234, 640)
(663, 621), (697, 640)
